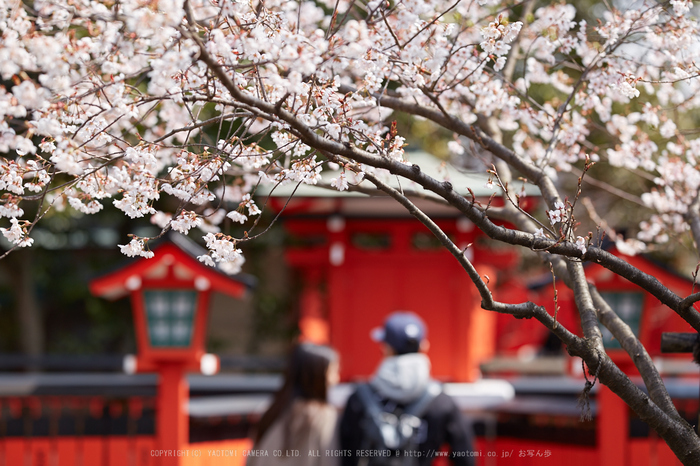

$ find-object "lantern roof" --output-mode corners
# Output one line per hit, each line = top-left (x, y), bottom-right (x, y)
(89, 233), (256, 301)
(257, 150), (541, 199)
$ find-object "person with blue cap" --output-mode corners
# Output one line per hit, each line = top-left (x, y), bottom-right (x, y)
(339, 311), (474, 466)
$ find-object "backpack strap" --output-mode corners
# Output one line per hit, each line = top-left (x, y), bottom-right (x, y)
(356, 383), (398, 450)
(356, 383), (385, 419)
(404, 380), (442, 418)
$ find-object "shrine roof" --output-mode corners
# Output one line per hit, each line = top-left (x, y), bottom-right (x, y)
(257, 151), (541, 199)
(89, 233), (256, 300)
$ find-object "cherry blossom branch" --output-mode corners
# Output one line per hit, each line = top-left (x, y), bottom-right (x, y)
(399, 0), (461, 49)
(679, 292), (700, 312)
(489, 165), (554, 236)
(188, 3), (700, 387)
(354, 161), (700, 462)
(336, 84), (563, 206)
(323, 85), (700, 330)
(359, 167), (493, 301)
(591, 289), (679, 418)
(567, 167), (647, 207)
(355, 149), (678, 423)
(153, 112), (254, 144)
(198, 43), (700, 332)
(564, 258), (604, 351)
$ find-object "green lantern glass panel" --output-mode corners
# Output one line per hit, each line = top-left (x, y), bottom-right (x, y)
(144, 290), (197, 347)
(598, 292), (644, 349)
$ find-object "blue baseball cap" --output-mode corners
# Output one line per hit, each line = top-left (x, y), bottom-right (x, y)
(370, 311), (426, 354)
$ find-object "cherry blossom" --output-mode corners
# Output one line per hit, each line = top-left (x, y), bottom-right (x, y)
(2, 0), (700, 456)
(201, 232), (245, 275)
(0, 217), (32, 247)
(171, 211), (202, 235)
(330, 173), (349, 192)
(547, 201), (567, 225)
(226, 210), (248, 224)
(119, 238), (154, 259)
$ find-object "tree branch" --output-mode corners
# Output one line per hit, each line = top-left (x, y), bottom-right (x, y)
(590, 288), (680, 420)
(190, 29), (700, 331)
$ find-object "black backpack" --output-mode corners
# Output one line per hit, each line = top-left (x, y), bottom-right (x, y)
(356, 381), (442, 466)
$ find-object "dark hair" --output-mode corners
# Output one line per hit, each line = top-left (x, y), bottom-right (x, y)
(254, 343), (338, 446)
(397, 338), (421, 355)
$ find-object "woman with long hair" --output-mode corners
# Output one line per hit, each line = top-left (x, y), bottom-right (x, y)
(249, 343), (340, 466)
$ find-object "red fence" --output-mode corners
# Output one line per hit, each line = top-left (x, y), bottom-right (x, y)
(0, 436), (679, 466)
(1, 436), (156, 466)
(0, 438), (253, 466)
(0, 376), (690, 466)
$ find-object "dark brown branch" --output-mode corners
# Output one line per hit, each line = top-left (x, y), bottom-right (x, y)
(592, 289), (679, 419)
(336, 84), (563, 206)
(360, 169), (494, 303)
(680, 292), (700, 312)
(660, 333), (698, 354)
(545, 256), (679, 420)
(566, 259), (605, 351)
(190, 30), (700, 332)
(153, 112), (253, 143)
(568, 338), (700, 465)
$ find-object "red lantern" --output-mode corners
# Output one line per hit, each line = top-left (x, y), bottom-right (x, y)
(90, 234), (251, 464)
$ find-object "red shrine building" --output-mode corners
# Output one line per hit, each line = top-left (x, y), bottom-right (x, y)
(262, 151), (541, 382)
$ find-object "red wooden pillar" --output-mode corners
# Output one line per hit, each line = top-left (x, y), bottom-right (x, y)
(298, 269), (329, 344)
(598, 384), (628, 466)
(451, 261), (497, 382)
(157, 363), (189, 466)
(326, 216), (351, 379)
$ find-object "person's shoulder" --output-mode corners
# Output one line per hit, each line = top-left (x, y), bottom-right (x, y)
(315, 402), (339, 427)
(290, 400), (338, 431)
(427, 390), (460, 413)
(340, 384), (369, 418)
(346, 384), (368, 404)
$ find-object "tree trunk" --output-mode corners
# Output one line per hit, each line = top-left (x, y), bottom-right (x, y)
(7, 249), (44, 358)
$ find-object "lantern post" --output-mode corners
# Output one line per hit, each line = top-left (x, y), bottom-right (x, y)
(90, 235), (250, 465)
